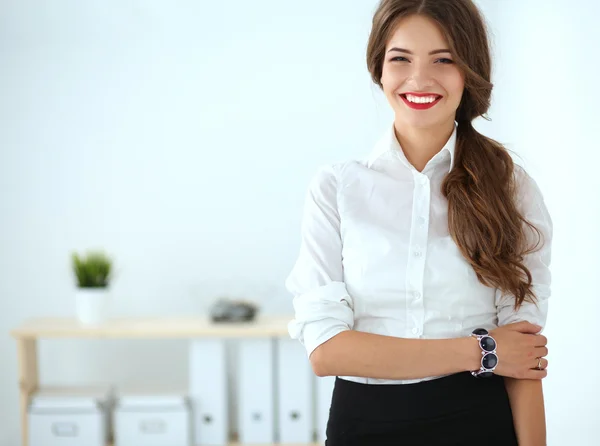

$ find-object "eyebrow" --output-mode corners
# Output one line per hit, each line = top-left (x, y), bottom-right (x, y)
(387, 47), (451, 55)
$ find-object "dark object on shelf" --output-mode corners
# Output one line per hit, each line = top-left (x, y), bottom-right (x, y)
(210, 298), (258, 323)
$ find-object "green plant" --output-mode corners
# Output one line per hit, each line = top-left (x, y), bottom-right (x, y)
(72, 250), (112, 288)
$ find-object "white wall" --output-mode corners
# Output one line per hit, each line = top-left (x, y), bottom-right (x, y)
(478, 0), (600, 443)
(0, 2), (387, 445)
(0, 1), (597, 445)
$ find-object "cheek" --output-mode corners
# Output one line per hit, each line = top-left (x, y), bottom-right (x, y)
(381, 64), (406, 92)
(453, 78), (465, 96)
(438, 78), (464, 105)
(449, 83), (465, 102)
(443, 70), (465, 97)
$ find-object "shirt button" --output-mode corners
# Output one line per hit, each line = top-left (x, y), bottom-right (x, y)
(418, 216), (426, 225)
(413, 291), (421, 299)
(414, 250), (422, 257)
(412, 327), (419, 335)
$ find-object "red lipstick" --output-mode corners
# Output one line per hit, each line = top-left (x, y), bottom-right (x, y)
(400, 92), (443, 110)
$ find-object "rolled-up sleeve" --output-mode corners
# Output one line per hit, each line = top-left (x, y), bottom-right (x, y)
(285, 164), (354, 358)
(496, 167), (553, 330)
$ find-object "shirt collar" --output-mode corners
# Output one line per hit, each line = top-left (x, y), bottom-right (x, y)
(367, 122), (458, 174)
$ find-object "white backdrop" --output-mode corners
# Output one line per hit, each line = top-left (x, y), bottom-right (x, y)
(1, 0), (597, 445)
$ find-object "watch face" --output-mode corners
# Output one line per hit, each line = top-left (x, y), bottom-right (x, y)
(480, 336), (496, 352)
(482, 353), (498, 369)
(472, 328), (488, 336)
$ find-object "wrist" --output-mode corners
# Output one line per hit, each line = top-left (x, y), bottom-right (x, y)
(457, 336), (482, 373)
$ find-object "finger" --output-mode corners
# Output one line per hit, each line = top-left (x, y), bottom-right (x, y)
(525, 368), (548, 380)
(534, 335), (548, 347)
(535, 346), (548, 357)
(531, 357), (548, 370)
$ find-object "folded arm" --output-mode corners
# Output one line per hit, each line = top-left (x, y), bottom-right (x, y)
(496, 167), (553, 446)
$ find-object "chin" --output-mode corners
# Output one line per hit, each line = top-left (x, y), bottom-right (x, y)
(397, 115), (444, 130)
(395, 108), (456, 129)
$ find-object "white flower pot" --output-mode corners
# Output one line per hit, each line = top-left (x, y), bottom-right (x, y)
(75, 287), (110, 325)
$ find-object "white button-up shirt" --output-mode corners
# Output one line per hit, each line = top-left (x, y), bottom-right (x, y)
(285, 123), (553, 385)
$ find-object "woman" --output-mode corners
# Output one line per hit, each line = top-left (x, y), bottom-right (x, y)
(285, 0), (553, 445)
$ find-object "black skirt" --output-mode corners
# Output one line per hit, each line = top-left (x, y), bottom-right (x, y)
(325, 372), (518, 446)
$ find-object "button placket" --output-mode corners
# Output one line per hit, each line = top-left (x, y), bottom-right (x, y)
(405, 173), (430, 338)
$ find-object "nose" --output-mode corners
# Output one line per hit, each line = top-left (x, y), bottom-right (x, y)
(405, 63), (435, 90)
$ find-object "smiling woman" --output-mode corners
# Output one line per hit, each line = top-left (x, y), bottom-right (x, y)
(285, 0), (553, 445)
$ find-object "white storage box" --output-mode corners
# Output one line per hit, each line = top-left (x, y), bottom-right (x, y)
(113, 390), (191, 446)
(28, 386), (112, 446)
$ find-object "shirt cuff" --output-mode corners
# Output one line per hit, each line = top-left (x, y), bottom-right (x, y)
(287, 281), (354, 358)
(496, 283), (550, 332)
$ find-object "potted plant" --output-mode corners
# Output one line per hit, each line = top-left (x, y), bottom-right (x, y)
(72, 250), (113, 325)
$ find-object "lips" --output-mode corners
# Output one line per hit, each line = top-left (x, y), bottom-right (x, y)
(399, 93), (443, 110)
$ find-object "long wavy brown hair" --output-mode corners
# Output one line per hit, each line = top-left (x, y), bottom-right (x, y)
(366, 0), (543, 310)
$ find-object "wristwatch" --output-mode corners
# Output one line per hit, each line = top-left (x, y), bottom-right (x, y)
(470, 328), (498, 378)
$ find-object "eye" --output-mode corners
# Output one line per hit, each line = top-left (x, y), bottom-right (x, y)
(390, 56), (409, 62)
(436, 58), (454, 64)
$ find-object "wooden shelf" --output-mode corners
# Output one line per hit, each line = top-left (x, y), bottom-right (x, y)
(106, 443), (319, 446)
(12, 315), (298, 446)
(105, 439), (320, 445)
(11, 315), (293, 339)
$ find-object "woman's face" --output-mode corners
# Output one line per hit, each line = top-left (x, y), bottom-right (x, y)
(381, 15), (465, 130)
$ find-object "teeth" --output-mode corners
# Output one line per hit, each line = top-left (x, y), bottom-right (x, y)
(405, 94), (439, 103)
